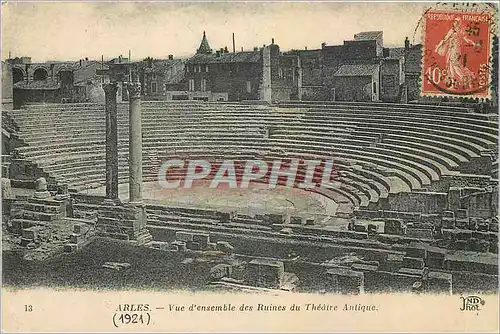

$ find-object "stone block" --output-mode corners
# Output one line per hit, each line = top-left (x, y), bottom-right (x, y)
(453, 240), (468, 250)
(216, 241), (234, 253)
(33, 190), (51, 199)
(186, 241), (201, 251)
(10, 219), (23, 233)
(305, 218), (315, 226)
(456, 230), (472, 240)
(207, 242), (217, 251)
(326, 268), (364, 294)
(263, 213), (284, 225)
(376, 234), (400, 244)
(405, 246), (427, 259)
(477, 222), (490, 232)
(69, 233), (81, 244)
(469, 239), (489, 253)
(381, 253), (404, 272)
(426, 272), (452, 294)
(472, 231), (489, 240)
(421, 214), (440, 226)
(442, 211), (454, 219)
(353, 224), (367, 232)
(290, 216), (303, 225)
(402, 257), (424, 270)
(176, 231), (194, 242)
(351, 263), (378, 272)
(398, 267), (426, 277)
(171, 240), (187, 252)
(456, 209), (467, 219)
(406, 228), (433, 239)
(73, 224), (83, 234)
(489, 233), (498, 243)
(20, 237), (33, 247)
(192, 233), (209, 247)
(22, 228), (37, 240)
(383, 211), (399, 219)
(64, 243), (78, 252)
(489, 241), (498, 254)
(384, 219), (405, 235)
(441, 217), (455, 229)
(455, 218), (469, 229)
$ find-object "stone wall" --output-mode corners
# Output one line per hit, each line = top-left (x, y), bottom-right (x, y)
(431, 174), (495, 192)
(300, 86), (326, 101)
(387, 191), (448, 214)
(271, 85), (293, 102)
(380, 59), (401, 102)
(333, 76), (372, 101)
(460, 188), (498, 218)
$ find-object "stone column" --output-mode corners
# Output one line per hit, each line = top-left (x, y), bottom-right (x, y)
(103, 83), (119, 204)
(259, 46), (272, 103)
(127, 82), (142, 204)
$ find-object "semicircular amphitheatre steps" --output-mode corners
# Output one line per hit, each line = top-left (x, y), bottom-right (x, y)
(8, 101), (498, 215)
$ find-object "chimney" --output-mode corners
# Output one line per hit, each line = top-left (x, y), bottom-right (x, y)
(254, 47), (258, 51)
(168, 55), (173, 60)
(85, 57), (88, 61)
(232, 33), (236, 53)
(305, 46), (307, 50)
(321, 42), (326, 49)
(241, 47), (243, 52)
(79, 59), (82, 66)
(404, 37), (410, 51)
(224, 46), (228, 53)
(272, 38), (275, 45)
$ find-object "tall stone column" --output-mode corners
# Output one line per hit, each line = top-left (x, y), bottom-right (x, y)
(127, 82), (142, 204)
(259, 46), (272, 103)
(103, 82), (119, 204)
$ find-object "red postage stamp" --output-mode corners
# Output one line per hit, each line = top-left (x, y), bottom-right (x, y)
(422, 8), (495, 98)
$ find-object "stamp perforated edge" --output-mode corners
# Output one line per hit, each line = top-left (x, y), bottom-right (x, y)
(419, 2), (498, 101)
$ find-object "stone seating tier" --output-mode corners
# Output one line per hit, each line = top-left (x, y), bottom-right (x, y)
(8, 102), (498, 215)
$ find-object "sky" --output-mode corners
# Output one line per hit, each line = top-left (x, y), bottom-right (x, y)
(1, 2), (430, 62)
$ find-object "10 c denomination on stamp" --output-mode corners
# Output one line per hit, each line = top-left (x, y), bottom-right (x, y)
(421, 5), (496, 99)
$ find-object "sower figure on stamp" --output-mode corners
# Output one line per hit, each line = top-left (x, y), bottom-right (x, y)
(434, 17), (482, 89)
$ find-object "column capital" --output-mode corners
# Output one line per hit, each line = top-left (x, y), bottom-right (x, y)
(103, 82), (118, 94)
(127, 82), (142, 99)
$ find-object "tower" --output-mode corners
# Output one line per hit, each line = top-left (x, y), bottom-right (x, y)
(197, 31), (213, 54)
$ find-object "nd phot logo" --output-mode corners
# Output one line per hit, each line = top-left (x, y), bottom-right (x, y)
(459, 295), (485, 312)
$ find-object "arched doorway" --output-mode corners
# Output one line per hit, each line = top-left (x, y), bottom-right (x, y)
(12, 68), (24, 83)
(33, 68), (48, 81)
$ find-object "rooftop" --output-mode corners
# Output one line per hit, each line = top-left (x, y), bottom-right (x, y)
(188, 51), (261, 64)
(354, 31), (383, 41)
(388, 47), (406, 59)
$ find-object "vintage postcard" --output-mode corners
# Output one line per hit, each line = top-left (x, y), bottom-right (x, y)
(1, 1), (499, 333)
